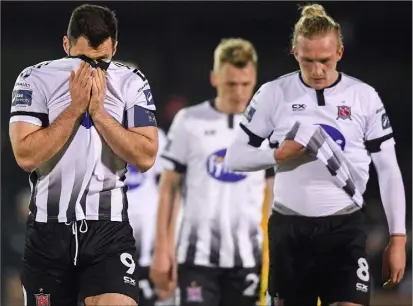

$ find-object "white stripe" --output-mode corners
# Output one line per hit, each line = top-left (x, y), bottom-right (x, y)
(34, 175), (49, 222)
(238, 217), (254, 268)
(58, 161), (76, 222)
(219, 198), (234, 267)
(10, 116), (43, 126)
(177, 219), (191, 264)
(22, 285), (27, 306)
(294, 123), (314, 146)
(110, 188), (123, 221)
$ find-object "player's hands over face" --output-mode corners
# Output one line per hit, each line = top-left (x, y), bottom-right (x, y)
(89, 68), (107, 117)
(382, 236), (407, 289)
(69, 62), (92, 117)
(274, 140), (306, 164)
(150, 244), (177, 298)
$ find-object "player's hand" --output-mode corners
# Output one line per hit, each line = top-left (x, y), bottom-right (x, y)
(150, 245), (176, 292)
(274, 140), (306, 164)
(89, 68), (106, 117)
(69, 61), (92, 117)
(382, 235), (407, 289)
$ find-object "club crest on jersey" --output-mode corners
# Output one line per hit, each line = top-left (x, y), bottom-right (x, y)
(317, 124), (346, 151)
(143, 89), (154, 105)
(186, 282), (203, 302)
(34, 289), (50, 306)
(12, 89), (32, 107)
(336, 105), (352, 120)
(125, 164), (147, 190)
(206, 149), (247, 183)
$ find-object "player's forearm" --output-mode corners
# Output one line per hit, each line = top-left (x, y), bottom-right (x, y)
(92, 110), (157, 172)
(155, 181), (180, 251)
(372, 147), (406, 235)
(226, 141), (276, 172)
(13, 106), (82, 172)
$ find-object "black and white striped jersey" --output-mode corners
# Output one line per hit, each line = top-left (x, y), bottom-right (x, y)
(10, 57), (157, 223)
(162, 100), (273, 268)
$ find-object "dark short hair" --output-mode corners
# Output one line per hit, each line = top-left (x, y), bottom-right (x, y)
(67, 4), (118, 48)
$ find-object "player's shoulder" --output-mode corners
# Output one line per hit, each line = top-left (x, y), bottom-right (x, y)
(256, 71), (300, 96)
(177, 100), (212, 120)
(340, 73), (381, 108)
(15, 57), (70, 83)
(109, 61), (148, 87)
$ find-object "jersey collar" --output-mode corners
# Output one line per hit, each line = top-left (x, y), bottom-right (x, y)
(66, 55), (110, 71)
(298, 71), (342, 90)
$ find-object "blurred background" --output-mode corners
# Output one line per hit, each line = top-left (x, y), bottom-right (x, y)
(1, 1), (411, 305)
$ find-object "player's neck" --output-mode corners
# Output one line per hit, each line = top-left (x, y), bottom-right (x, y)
(214, 98), (244, 115)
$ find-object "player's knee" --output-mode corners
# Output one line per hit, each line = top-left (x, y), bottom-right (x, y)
(84, 293), (137, 306)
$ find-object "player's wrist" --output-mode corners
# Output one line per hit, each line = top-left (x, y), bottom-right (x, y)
(389, 234), (407, 246)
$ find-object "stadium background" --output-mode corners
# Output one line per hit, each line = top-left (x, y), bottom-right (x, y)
(1, 1), (411, 305)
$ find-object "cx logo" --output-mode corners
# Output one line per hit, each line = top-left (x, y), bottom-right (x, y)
(292, 104), (306, 111)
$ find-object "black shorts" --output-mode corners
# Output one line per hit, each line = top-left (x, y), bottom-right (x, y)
(268, 210), (370, 306)
(21, 214), (139, 306)
(178, 264), (260, 306)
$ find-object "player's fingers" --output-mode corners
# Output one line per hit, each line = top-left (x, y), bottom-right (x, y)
(69, 71), (75, 84)
(74, 62), (85, 83)
(396, 269), (405, 284)
(91, 75), (98, 93)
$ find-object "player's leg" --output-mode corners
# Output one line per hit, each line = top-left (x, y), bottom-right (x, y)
(79, 220), (139, 306)
(267, 212), (319, 306)
(317, 211), (370, 306)
(221, 266), (261, 306)
(22, 214), (77, 306)
(178, 264), (221, 306)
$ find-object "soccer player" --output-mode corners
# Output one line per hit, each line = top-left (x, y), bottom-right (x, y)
(150, 38), (274, 306)
(9, 5), (158, 306)
(226, 4), (406, 306)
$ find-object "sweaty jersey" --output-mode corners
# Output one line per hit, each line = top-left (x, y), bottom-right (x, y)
(126, 128), (166, 267)
(10, 57), (157, 223)
(241, 71), (395, 216)
(162, 100), (272, 268)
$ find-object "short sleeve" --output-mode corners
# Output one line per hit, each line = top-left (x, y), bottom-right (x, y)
(240, 83), (277, 146)
(124, 72), (157, 128)
(160, 109), (189, 173)
(153, 128), (168, 175)
(364, 89), (395, 153)
(9, 68), (49, 127)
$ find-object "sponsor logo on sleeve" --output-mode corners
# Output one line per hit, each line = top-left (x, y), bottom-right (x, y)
(12, 89), (33, 107)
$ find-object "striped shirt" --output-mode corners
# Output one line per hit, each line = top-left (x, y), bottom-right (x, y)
(239, 71), (395, 216)
(162, 100), (273, 268)
(10, 57), (157, 223)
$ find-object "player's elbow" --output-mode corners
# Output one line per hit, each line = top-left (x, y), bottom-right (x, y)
(133, 150), (157, 173)
(15, 156), (37, 172)
(225, 146), (242, 172)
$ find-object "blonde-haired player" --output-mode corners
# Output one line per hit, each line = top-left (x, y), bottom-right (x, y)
(151, 38), (274, 306)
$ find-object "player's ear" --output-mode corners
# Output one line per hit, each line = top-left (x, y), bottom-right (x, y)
(337, 45), (344, 62)
(210, 70), (218, 88)
(112, 41), (118, 57)
(63, 36), (70, 55)
(291, 47), (298, 61)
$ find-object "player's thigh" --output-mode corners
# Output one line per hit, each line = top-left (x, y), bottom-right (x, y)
(178, 264), (220, 306)
(79, 221), (139, 304)
(267, 212), (319, 305)
(319, 213), (370, 306)
(221, 267), (261, 306)
(22, 215), (77, 306)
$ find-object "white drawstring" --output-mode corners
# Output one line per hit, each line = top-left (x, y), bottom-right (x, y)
(65, 220), (88, 266)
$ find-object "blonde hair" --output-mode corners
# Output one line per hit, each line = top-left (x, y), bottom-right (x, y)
(292, 4), (343, 48)
(213, 38), (258, 72)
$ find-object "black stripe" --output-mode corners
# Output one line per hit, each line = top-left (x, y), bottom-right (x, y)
(285, 122), (301, 141)
(79, 187), (89, 217)
(232, 220), (243, 267)
(239, 123), (265, 148)
(29, 171), (39, 217)
(316, 89), (326, 106)
(123, 109), (128, 128)
(209, 212), (221, 265)
(343, 178), (356, 198)
(10, 111), (49, 127)
(365, 133), (394, 153)
(47, 168), (62, 221)
(326, 155), (340, 176)
(120, 174), (129, 221)
(228, 114), (234, 129)
(98, 190), (112, 220)
(184, 223), (198, 265)
(161, 155), (187, 173)
(265, 168), (275, 178)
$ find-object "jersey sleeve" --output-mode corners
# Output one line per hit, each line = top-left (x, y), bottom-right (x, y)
(240, 83), (277, 147)
(160, 109), (189, 174)
(9, 68), (49, 127)
(364, 89), (395, 153)
(153, 128), (168, 175)
(124, 71), (157, 128)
